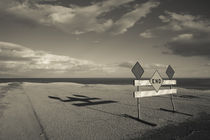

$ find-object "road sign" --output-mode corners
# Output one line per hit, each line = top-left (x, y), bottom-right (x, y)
(150, 70), (163, 92)
(131, 63), (178, 121)
(131, 62), (144, 80)
(134, 89), (177, 98)
(166, 65), (175, 79)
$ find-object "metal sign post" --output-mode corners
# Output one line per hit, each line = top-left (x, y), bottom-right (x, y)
(131, 62), (144, 120)
(166, 65), (175, 112)
(170, 85), (175, 112)
(137, 86), (140, 119)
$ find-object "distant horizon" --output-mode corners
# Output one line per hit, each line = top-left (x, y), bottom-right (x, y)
(1, 77), (210, 79)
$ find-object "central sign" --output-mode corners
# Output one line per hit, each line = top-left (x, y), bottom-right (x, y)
(150, 70), (163, 92)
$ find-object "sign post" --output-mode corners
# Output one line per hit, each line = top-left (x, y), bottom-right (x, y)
(132, 62), (177, 122)
(131, 62), (191, 122)
(166, 65), (175, 112)
(131, 62), (144, 119)
(137, 86), (140, 119)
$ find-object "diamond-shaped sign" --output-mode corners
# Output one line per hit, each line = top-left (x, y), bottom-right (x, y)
(131, 62), (144, 80)
(150, 70), (163, 92)
(166, 65), (175, 80)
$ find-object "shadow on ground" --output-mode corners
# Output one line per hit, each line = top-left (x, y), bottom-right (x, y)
(159, 108), (193, 117)
(48, 94), (117, 106)
(121, 114), (157, 127)
(48, 94), (158, 127)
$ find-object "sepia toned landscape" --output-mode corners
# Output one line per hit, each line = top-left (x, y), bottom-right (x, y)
(0, 0), (210, 139)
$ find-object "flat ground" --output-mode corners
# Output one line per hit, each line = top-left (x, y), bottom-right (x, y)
(0, 82), (210, 140)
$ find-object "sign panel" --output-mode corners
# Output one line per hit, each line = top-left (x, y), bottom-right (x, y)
(149, 70), (163, 92)
(134, 89), (177, 98)
(131, 62), (144, 80)
(166, 65), (175, 79)
(134, 80), (176, 86)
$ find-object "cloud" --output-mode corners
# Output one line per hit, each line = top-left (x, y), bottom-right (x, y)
(164, 33), (210, 58)
(0, 42), (35, 61)
(159, 11), (210, 32)
(158, 11), (210, 59)
(144, 63), (168, 69)
(206, 63), (210, 66)
(5, 0), (159, 35)
(0, 41), (116, 77)
(111, 1), (160, 35)
(139, 30), (154, 38)
(158, 15), (170, 23)
(117, 61), (133, 68)
(172, 33), (193, 41)
(117, 61), (167, 69)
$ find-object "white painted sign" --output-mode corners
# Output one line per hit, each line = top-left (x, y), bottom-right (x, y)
(134, 80), (176, 86)
(149, 70), (163, 92)
(134, 89), (177, 98)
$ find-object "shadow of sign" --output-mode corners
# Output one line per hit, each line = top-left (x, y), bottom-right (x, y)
(121, 114), (157, 127)
(159, 108), (193, 116)
(48, 94), (117, 106)
(48, 95), (157, 126)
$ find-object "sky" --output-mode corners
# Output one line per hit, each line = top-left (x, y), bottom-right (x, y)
(0, 0), (210, 78)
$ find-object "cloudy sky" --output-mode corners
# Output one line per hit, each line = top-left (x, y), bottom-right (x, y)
(0, 0), (210, 78)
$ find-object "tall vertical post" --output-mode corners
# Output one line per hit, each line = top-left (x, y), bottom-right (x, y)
(170, 85), (175, 112)
(131, 61), (144, 120)
(137, 86), (140, 119)
(166, 65), (175, 112)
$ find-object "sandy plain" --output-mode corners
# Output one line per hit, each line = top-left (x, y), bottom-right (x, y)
(0, 82), (210, 140)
